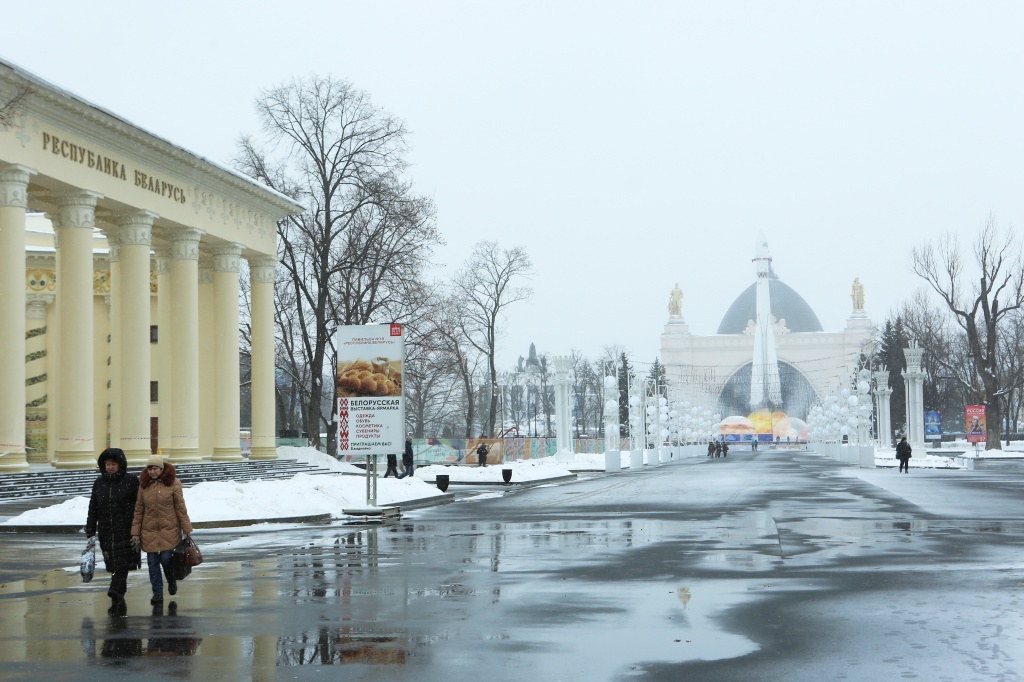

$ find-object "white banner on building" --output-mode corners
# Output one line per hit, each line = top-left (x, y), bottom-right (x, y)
(335, 323), (405, 455)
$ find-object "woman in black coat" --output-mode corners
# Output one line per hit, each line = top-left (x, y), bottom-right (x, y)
(85, 448), (141, 614)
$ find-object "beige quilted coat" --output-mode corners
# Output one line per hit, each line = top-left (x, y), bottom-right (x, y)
(131, 463), (193, 552)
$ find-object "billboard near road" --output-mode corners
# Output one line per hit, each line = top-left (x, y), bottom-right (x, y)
(335, 323), (405, 455)
(966, 404), (986, 444)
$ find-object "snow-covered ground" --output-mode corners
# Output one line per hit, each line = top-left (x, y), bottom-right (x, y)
(416, 457), (575, 483)
(0, 447), (588, 528)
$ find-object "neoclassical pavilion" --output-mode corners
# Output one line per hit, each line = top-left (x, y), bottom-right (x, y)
(661, 236), (874, 424)
(0, 59), (302, 471)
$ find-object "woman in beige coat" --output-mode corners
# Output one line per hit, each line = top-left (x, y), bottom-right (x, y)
(131, 454), (193, 604)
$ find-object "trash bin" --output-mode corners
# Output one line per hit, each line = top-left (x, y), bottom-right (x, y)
(501, 468), (512, 484)
(436, 474), (449, 492)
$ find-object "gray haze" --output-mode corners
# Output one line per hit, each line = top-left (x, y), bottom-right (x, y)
(4, 1), (1023, 369)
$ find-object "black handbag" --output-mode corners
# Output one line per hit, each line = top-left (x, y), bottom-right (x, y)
(172, 539), (192, 580)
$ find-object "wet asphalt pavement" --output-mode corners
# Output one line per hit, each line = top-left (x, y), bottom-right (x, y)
(2, 448), (1024, 681)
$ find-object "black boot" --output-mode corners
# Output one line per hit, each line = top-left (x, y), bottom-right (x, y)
(167, 577), (177, 596)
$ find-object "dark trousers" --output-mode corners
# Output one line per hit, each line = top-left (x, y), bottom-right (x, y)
(899, 458), (909, 473)
(397, 463), (414, 479)
(147, 550), (175, 596)
(108, 568), (129, 597)
(384, 461), (399, 477)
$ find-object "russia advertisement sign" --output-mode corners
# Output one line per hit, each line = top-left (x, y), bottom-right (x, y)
(335, 324), (405, 455)
(965, 404), (986, 444)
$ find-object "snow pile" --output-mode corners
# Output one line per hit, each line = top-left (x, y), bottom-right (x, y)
(416, 458), (574, 483)
(2, 448), (446, 527)
(276, 446), (364, 472)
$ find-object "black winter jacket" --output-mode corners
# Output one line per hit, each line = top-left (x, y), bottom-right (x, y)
(403, 441), (414, 466)
(85, 449), (141, 573)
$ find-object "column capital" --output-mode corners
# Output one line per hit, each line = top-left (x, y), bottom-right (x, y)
(198, 260), (215, 285)
(168, 227), (203, 260)
(212, 243), (244, 273)
(153, 246), (172, 276)
(0, 163), (35, 207)
(248, 255), (277, 284)
(55, 191), (103, 229)
(115, 210), (157, 246)
(26, 293), (54, 319)
(105, 229), (121, 263)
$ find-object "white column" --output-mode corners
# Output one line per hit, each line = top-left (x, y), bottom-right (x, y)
(116, 212), (156, 465)
(168, 228), (203, 463)
(198, 260), (215, 460)
(0, 164), (34, 472)
(212, 244), (244, 461)
(249, 256), (277, 461)
(95, 287), (110, 454)
(873, 369), (893, 448)
(54, 191), (102, 469)
(902, 342), (926, 450)
(106, 231), (121, 449)
(154, 248), (173, 457)
(552, 355), (572, 456)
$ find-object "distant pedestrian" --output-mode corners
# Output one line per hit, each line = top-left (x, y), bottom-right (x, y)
(707, 442), (715, 457)
(397, 436), (415, 478)
(722, 442), (729, 457)
(714, 441), (722, 458)
(131, 455), (193, 605)
(476, 442), (489, 467)
(751, 438), (758, 452)
(384, 453), (399, 478)
(85, 448), (141, 615)
(896, 436), (912, 473)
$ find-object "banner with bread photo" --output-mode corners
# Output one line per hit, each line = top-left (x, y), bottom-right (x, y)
(334, 323), (405, 455)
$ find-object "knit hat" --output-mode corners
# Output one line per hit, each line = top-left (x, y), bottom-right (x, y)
(146, 454), (165, 468)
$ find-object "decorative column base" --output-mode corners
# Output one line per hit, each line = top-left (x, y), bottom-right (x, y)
(53, 449), (95, 470)
(212, 446), (243, 462)
(249, 446), (277, 461)
(121, 442), (153, 468)
(0, 450), (30, 473)
(167, 448), (202, 464)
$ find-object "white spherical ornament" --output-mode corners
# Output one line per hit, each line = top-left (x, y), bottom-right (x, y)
(857, 380), (870, 394)
(848, 396), (858, 408)
(841, 388), (850, 399)
(629, 396), (640, 408)
(604, 376), (617, 389)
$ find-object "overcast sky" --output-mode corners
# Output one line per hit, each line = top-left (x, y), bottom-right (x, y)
(4, 1), (1022, 371)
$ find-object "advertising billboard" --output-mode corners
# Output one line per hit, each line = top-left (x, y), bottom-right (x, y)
(965, 404), (986, 444)
(925, 410), (941, 439)
(335, 323), (405, 455)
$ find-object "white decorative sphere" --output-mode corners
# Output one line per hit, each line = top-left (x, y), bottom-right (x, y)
(629, 396), (640, 408)
(604, 376), (617, 389)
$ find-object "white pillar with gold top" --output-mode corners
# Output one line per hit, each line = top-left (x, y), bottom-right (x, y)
(117, 212), (156, 465)
(167, 227), (203, 464)
(154, 247), (174, 457)
(0, 164), (34, 472)
(53, 191), (102, 469)
(249, 256), (277, 461)
(213, 243), (244, 461)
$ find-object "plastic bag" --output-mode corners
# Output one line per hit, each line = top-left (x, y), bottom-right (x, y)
(80, 536), (96, 583)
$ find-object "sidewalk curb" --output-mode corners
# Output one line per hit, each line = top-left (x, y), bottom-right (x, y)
(419, 473), (578, 487)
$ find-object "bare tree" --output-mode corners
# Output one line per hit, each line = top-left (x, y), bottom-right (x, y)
(0, 84), (29, 130)
(235, 75), (438, 450)
(453, 242), (532, 436)
(911, 217), (1024, 448)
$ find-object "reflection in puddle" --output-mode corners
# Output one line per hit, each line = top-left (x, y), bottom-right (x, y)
(80, 604), (202, 662)
(277, 625), (407, 665)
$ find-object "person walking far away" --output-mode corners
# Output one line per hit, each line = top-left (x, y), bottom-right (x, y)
(707, 441), (715, 458)
(397, 436), (415, 478)
(714, 440), (722, 458)
(85, 447), (141, 615)
(722, 441), (729, 457)
(131, 455), (193, 605)
(384, 452), (399, 478)
(476, 442), (489, 466)
(896, 436), (912, 473)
